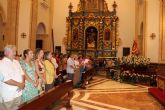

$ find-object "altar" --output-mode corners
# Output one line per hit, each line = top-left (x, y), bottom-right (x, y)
(66, 0), (119, 58)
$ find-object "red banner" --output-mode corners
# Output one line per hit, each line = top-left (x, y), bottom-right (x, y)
(132, 39), (140, 55)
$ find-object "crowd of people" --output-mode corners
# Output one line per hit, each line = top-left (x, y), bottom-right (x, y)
(0, 45), (93, 110)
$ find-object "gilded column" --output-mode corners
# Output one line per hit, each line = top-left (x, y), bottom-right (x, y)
(79, 18), (84, 50)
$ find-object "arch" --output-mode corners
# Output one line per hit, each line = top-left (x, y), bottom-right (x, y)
(85, 26), (98, 49)
(0, 5), (6, 24)
(36, 22), (46, 34)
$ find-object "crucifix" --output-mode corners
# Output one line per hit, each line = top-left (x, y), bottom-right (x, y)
(21, 32), (26, 38)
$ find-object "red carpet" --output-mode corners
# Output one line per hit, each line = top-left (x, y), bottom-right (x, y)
(148, 87), (165, 105)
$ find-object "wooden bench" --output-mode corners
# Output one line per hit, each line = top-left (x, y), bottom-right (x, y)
(18, 80), (73, 110)
(148, 64), (165, 105)
(157, 65), (165, 92)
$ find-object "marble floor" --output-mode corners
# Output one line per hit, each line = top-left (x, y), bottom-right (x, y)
(58, 76), (165, 110)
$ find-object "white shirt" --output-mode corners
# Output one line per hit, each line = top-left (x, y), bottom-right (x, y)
(0, 57), (24, 102)
(66, 57), (75, 74)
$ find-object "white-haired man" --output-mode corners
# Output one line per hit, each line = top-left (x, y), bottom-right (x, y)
(0, 45), (25, 110)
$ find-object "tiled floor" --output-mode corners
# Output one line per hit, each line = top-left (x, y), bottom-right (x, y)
(59, 76), (165, 110)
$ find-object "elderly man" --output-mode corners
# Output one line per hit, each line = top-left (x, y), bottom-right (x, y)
(0, 45), (25, 110)
(66, 54), (75, 81)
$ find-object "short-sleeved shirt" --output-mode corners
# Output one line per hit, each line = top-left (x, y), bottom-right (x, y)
(44, 60), (55, 84)
(0, 57), (24, 102)
(66, 57), (75, 74)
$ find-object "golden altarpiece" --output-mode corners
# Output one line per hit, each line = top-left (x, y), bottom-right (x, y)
(66, 0), (119, 58)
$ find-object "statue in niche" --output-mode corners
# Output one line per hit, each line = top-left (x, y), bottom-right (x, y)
(104, 30), (110, 41)
(87, 28), (97, 49)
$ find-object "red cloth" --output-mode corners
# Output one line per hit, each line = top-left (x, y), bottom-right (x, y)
(148, 87), (165, 105)
(132, 39), (140, 55)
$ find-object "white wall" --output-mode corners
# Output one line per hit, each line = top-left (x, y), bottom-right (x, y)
(53, 0), (79, 53)
(37, 0), (50, 34)
(53, 0), (136, 56)
(17, 0), (31, 54)
(145, 0), (160, 63)
(107, 0), (136, 57)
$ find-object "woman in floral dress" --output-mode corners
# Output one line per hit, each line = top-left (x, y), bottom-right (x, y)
(20, 49), (38, 102)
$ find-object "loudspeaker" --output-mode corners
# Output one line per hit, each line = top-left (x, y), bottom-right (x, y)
(123, 47), (130, 56)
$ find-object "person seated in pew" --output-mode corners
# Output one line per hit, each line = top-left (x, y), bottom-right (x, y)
(43, 51), (55, 92)
(0, 45), (25, 110)
(19, 49), (38, 103)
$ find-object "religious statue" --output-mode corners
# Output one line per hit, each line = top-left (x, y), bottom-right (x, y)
(87, 28), (97, 49)
(104, 30), (110, 41)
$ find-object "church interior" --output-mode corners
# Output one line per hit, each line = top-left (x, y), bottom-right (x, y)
(0, 0), (165, 110)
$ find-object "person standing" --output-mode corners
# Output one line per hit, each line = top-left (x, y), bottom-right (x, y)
(73, 55), (80, 86)
(19, 49), (38, 103)
(34, 48), (46, 93)
(43, 51), (55, 91)
(0, 45), (25, 110)
(66, 54), (75, 81)
(61, 54), (68, 80)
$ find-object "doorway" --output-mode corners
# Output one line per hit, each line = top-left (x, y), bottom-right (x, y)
(36, 22), (46, 49)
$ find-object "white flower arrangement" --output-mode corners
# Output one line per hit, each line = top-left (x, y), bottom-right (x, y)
(120, 55), (150, 67)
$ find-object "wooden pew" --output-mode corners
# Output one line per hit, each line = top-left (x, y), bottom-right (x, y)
(148, 64), (165, 105)
(157, 65), (165, 92)
(18, 80), (73, 110)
